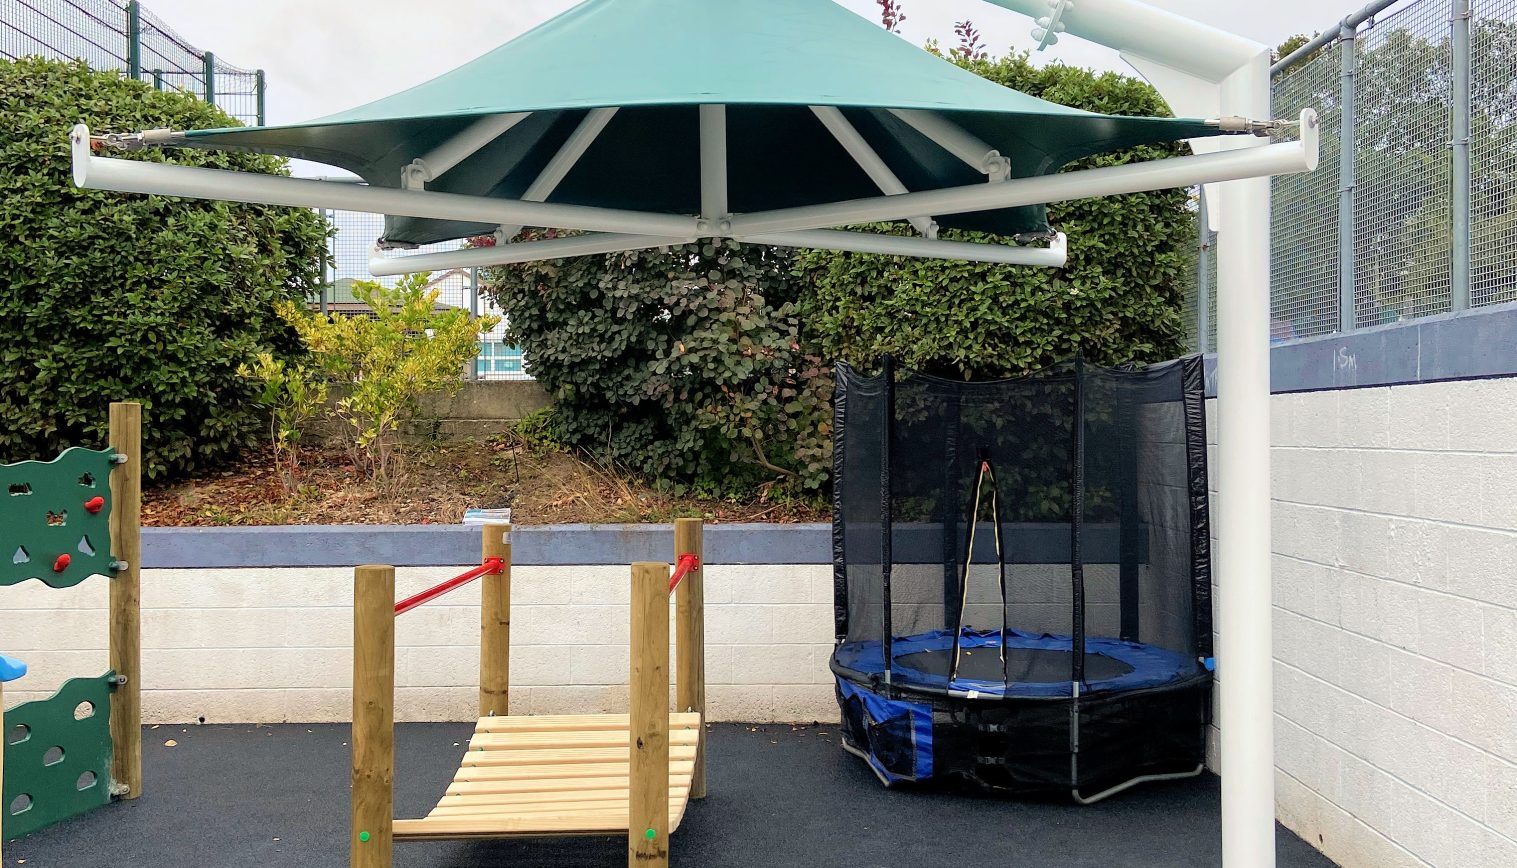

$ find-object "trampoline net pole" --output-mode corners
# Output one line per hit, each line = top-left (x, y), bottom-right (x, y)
(1069, 356), (1089, 787)
(880, 354), (895, 687)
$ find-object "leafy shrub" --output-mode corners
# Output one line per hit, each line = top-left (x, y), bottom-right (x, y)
(794, 52), (1198, 379)
(485, 238), (830, 495)
(276, 273), (497, 484)
(237, 352), (328, 492)
(0, 58), (328, 479)
(512, 407), (565, 452)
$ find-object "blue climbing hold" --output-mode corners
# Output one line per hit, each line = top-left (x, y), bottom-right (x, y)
(1202, 657), (1216, 672)
(0, 654), (27, 683)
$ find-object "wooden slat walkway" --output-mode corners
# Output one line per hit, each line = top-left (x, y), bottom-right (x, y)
(393, 712), (702, 842)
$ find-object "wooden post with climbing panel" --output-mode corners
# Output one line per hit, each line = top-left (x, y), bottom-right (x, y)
(479, 523), (512, 718)
(674, 518), (706, 800)
(108, 401), (142, 800)
(352, 565), (396, 868)
(629, 562), (671, 868)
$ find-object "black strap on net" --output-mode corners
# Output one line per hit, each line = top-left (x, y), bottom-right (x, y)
(949, 454), (1009, 685)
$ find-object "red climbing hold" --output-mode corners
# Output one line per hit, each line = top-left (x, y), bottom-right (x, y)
(84, 496), (105, 514)
(53, 553), (71, 573)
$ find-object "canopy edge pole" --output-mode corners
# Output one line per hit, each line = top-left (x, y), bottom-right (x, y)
(727, 117), (1316, 236)
(71, 124), (697, 239)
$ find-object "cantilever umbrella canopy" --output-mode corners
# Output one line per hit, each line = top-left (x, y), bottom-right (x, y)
(72, 0), (1318, 272)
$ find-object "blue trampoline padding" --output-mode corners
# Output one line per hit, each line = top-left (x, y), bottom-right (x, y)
(836, 678), (933, 784)
(833, 629), (1202, 698)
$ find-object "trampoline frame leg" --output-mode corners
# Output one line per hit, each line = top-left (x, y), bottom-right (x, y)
(1069, 763), (1206, 805)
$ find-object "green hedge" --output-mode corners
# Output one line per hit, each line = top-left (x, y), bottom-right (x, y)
(0, 59), (329, 479)
(486, 238), (830, 495)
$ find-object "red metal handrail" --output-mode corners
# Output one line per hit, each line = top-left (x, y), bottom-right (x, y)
(669, 553), (701, 593)
(395, 558), (506, 616)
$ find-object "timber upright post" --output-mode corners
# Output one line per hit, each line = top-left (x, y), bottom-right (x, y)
(674, 518), (706, 799)
(479, 524), (512, 717)
(352, 565), (396, 868)
(108, 402), (142, 799)
(629, 562), (671, 868)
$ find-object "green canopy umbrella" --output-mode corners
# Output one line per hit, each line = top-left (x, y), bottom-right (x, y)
(72, 0), (1317, 271)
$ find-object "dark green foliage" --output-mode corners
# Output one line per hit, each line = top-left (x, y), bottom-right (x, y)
(485, 238), (830, 495)
(0, 59), (328, 479)
(794, 52), (1197, 379)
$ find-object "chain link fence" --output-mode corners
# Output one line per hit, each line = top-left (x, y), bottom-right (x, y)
(323, 211), (532, 381)
(1188, 0), (1515, 350)
(2, 0), (264, 124)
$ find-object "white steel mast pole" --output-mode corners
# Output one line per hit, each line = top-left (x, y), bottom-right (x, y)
(1214, 54), (1276, 868)
(975, 4), (1285, 866)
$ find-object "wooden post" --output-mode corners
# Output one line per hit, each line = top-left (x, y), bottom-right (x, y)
(479, 523), (512, 717)
(629, 562), (670, 868)
(674, 518), (706, 799)
(352, 565), (396, 868)
(108, 401), (142, 800)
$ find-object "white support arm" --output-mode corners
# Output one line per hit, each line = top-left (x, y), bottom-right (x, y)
(887, 109), (1011, 181)
(368, 232), (691, 276)
(492, 107), (618, 241)
(401, 112), (530, 190)
(743, 229), (1066, 267)
(700, 104), (729, 221)
(729, 111), (1317, 236)
(71, 124), (699, 239)
(810, 106), (937, 238)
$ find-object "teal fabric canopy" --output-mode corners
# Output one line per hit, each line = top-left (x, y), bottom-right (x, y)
(182, 0), (1224, 245)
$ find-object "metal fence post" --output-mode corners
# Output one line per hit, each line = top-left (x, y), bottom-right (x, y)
(152, 69), (163, 91)
(203, 51), (216, 106)
(470, 266), (481, 381)
(1337, 23), (1358, 332)
(1197, 192), (1212, 353)
(256, 69), (267, 127)
(1451, 0), (1472, 311)
(125, 1), (141, 80)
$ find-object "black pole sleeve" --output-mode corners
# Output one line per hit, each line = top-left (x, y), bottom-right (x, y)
(1118, 382), (1142, 642)
(1181, 355), (1214, 658)
(831, 363), (850, 643)
(942, 395), (962, 643)
(881, 355), (896, 685)
(1071, 357), (1087, 685)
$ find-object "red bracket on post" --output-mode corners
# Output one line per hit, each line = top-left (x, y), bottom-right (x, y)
(669, 553), (701, 593)
(395, 557), (506, 616)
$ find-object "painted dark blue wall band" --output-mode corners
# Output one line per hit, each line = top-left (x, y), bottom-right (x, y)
(1202, 300), (1517, 397)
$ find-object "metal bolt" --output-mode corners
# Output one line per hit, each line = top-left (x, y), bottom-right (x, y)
(113, 454), (129, 465)
(111, 560), (130, 572)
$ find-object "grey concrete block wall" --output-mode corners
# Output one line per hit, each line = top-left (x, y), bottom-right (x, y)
(1207, 377), (1517, 868)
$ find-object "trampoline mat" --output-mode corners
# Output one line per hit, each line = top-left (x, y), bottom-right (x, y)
(833, 629), (1202, 699)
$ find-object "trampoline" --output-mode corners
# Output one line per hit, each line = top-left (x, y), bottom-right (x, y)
(834, 629), (1203, 698)
(830, 357), (1214, 802)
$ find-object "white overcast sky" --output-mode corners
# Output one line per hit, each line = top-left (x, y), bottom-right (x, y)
(144, 0), (1366, 138)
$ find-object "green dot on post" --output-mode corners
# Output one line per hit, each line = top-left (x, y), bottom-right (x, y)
(645, 828), (657, 841)
(358, 831), (371, 843)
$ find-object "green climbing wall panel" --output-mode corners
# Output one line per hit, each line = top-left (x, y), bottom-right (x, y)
(3, 674), (115, 840)
(1, 447), (119, 589)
